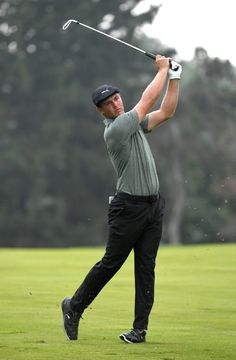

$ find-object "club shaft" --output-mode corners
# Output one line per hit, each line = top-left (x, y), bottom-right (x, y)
(63, 19), (156, 60)
(79, 21), (157, 59)
(62, 19), (176, 67)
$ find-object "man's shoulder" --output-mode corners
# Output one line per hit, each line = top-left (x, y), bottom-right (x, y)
(118, 108), (138, 121)
(104, 108), (142, 148)
(104, 109), (137, 125)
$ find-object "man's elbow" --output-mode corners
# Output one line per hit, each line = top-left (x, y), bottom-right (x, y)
(162, 108), (176, 120)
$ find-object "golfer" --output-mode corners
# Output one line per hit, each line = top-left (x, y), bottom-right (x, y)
(62, 55), (182, 343)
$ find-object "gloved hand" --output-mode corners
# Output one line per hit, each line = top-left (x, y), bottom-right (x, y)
(169, 60), (182, 80)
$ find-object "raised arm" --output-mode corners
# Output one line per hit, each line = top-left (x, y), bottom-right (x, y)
(147, 63), (183, 131)
(134, 55), (170, 122)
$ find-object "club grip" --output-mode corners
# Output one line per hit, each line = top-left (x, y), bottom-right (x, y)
(145, 51), (156, 60)
(145, 51), (178, 70)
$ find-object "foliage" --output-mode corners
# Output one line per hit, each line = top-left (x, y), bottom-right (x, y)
(0, 1), (235, 246)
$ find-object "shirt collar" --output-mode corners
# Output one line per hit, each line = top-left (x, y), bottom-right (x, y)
(103, 118), (114, 127)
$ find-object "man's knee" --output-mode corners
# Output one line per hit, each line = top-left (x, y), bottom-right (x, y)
(99, 253), (128, 271)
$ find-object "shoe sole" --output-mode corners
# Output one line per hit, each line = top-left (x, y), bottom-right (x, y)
(119, 334), (134, 344)
(62, 320), (72, 340)
(119, 333), (146, 344)
(62, 316), (76, 341)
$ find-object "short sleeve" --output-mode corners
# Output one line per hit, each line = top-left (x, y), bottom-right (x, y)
(140, 115), (151, 133)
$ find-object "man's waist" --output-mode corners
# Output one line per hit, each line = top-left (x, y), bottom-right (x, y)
(116, 191), (159, 203)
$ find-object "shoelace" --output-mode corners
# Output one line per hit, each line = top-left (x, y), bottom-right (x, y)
(130, 329), (145, 337)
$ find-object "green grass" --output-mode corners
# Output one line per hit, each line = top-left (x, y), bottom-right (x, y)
(0, 244), (235, 360)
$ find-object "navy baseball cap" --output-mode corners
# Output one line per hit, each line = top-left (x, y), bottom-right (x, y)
(92, 84), (120, 106)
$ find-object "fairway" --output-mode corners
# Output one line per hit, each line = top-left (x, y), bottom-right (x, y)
(0, 244), (235, 360)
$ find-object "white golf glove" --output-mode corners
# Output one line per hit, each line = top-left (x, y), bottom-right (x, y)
(169, 60), (182, 80)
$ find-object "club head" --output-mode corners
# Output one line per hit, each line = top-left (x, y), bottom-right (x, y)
(62, 19), (79, 31)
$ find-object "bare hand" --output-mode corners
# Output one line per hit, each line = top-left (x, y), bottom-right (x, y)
(155, 55), (170, 72)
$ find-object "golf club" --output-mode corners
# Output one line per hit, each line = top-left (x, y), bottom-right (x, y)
(62, 19), (178, 70)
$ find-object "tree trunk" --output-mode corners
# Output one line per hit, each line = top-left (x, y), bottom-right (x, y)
(167, 121), (185, 245)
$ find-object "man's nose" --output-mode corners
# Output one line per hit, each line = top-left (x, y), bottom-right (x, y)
(111, 100), (118, 107)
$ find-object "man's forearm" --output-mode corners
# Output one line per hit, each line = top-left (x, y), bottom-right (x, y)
(147, 79), (180, 130)
(160, 79), (179, 118)
(141, 68), (169, 109)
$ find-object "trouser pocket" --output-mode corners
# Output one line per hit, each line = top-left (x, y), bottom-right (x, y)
(108, 197), (126, 225)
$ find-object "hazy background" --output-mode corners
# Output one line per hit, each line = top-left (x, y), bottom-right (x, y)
(140, 0), (236, 66)
(0, 0), (235, 247)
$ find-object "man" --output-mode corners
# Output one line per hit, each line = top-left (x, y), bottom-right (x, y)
(62, 55), (182, 343)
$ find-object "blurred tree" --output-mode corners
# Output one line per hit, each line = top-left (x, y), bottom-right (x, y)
(0, 0), (163, 246)
(0, 2), (235, 246)
(174, 48), (236, 244)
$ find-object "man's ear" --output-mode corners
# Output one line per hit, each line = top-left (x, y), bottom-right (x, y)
(96, 106), (104, 116)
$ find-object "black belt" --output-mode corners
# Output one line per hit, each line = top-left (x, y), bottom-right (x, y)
(116, 192), (158, 203)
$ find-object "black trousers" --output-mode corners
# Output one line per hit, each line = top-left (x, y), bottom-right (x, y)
(70, 192), (165, 330)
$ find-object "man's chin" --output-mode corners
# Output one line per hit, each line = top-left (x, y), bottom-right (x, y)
(116, 109), (124, 116)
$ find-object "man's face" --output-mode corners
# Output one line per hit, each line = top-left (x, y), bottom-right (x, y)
(97, 93), (125, 119)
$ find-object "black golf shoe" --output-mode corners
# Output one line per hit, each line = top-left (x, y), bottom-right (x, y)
(61, 298), (82, 340)
(119, 329), (146, 344)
